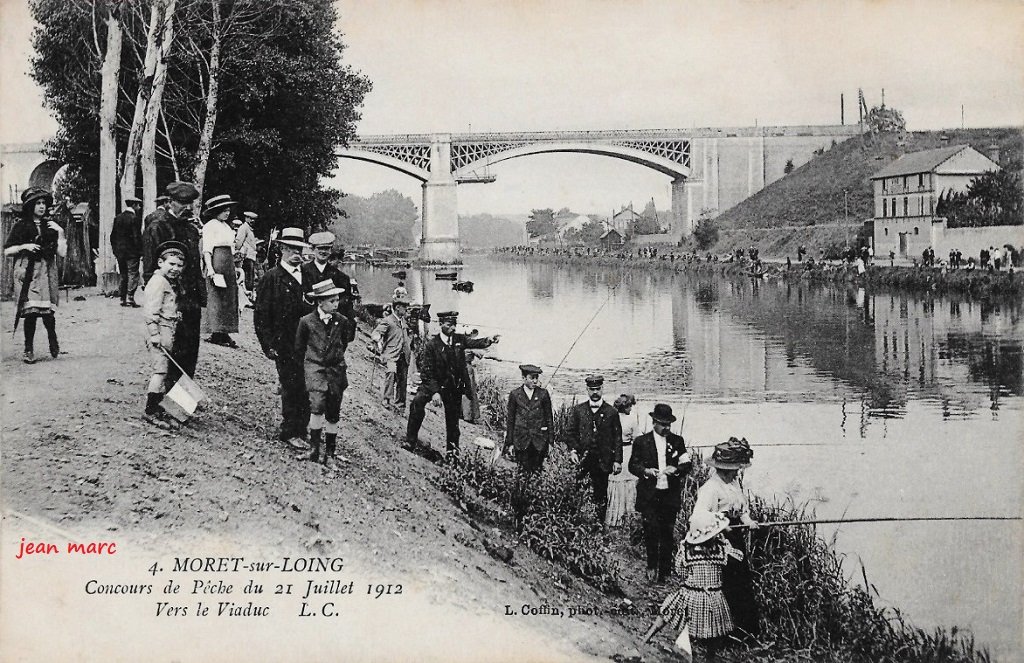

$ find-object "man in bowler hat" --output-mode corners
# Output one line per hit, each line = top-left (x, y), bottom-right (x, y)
(629, 403), (691, 582)
(405, 311), (498, 456)
(567, 375), (623, 523)
(142, 181), (206, 389)
(503, 364), (554, 472)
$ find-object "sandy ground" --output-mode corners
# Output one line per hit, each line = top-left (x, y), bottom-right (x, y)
(0, 289), (678, 663)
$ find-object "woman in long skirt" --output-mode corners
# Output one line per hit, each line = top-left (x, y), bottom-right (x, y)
(200, 195), (239, 347)
(692, 437), (760, 639)
(4, 187), (66, 364)
(606, 394), (638, 526)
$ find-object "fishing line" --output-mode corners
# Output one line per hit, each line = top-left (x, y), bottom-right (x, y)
(735, 515), (1022, 528)
(544, 287), (616, 389)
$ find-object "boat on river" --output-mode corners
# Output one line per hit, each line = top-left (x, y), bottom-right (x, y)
(435, 271), (459, 280)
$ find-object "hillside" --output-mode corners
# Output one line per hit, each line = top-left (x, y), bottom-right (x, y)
(715, 127), (1023, 230)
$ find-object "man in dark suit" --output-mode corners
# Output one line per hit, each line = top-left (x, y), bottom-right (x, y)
(255, 227), (314, 450)
(567, 375), (622, 524)
(111, 196), (143, 307)
(142, 181), (205, 390)
(629, 403), (692, 582)
(405, 311), (498, 456)
(302, 231), (353, 321)
(503, 363), (553, 473)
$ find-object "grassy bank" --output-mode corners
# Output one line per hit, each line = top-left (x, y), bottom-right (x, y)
(445, 378), (992, 662)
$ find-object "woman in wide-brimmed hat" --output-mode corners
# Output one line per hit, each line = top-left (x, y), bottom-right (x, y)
(199, 194), (239, 347)
(693, 437), (760, 639)
(4, 187), (66, 363)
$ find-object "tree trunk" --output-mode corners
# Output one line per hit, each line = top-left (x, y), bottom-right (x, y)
(98, 3), (123, 294)
(119, 3), (160, 204)
(193, 0), (221, 206)
(141, 0), (176, 216)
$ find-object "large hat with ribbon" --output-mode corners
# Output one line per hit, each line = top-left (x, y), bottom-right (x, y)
(685, 511), (730, 545)
(307, 279), (346, 298)
(21, 187), (53, 213)
(707, 437), (754, 470)
(203, 194), (235, 217)
(275, 227), (309, 248)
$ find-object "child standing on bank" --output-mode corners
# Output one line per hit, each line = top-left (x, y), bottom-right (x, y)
(640, 511), (739, 661)
(143, 241), (187, 424)
(295, 279), (355, 468)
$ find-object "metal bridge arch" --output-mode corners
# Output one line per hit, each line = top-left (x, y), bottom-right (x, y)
(451, 141), (691, 180)
(335, 148), (430, 182)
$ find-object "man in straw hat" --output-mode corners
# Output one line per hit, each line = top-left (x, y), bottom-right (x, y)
(302, 231), (353, 321)
(142, 181), (205, 389)
(567, 375), (623, 524)
(295, 279), (356, 468)
(254, 227), (314, 450)
(502, 363), (554, 473)
(233, 211), (259, 296)
(111, 195), (143, 307)
(371, 294), (411, 410)
(629, 403), (692, 583)
(404, 310), (499, 457)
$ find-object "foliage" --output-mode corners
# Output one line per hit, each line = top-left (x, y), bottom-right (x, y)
(865, 104), (906, 133)
(458, 213), (526, 248)
(29, 0), (370, 232)
(526, 208), (556, 237)
(631, 212), (661, 235)
(783, 158), (795, 175)
(937, 170), (1023, 228)
(693, 213), (719, 250)
(331, 189), (418, 246)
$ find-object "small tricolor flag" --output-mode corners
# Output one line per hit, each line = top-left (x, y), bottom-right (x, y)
(675, 623), (693, 661)
(162, 372), (207, 422)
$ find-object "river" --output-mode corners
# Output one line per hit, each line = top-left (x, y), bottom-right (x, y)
(350, 255), (1023, 660)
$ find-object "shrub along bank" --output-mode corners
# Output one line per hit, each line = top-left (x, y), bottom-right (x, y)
(441, 382), (992, 663)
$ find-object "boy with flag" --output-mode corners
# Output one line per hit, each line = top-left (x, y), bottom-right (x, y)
(142, 241), (187, 425)
(295, 279), (356, 468)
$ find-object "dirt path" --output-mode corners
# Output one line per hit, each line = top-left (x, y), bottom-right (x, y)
(1, 290), (674, 663)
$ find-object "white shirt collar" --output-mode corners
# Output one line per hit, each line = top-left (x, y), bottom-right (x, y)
(314, 260), (328, 271)
(523, 386), (535, 399)
(589, 399), (602, 410)
(439, 331), (453, 346)
(281, 261), (301, 282)
(318, 309), (332, 324)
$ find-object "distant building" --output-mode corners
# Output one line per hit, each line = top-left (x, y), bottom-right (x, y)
(599, 228), (624, 249)
(870, 144), (1008, 259)
(611, 207), (642, 233)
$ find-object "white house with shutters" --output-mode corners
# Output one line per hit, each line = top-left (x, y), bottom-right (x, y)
(869, 144), (1011, 260)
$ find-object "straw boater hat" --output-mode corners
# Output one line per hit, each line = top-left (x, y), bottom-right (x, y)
(685, 511), (730, 545)
(203, 194), (235, 217)
(243, 211), (258, 221)
(706, 437), (754, 470)
(308, 231), (335, 247)
(307, 279), (346, 298)
(275, 227), (309, 248)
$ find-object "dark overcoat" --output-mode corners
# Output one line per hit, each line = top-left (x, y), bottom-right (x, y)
(416, 333), (493, 397)
(301, 262), (354, 319)
(110, 211), (142, 258)
(254, 267), (313, 358)
(566, 401), (623, 472)
(505, 385), (554, 452)
(629, 430), (690, 513)
(141, 209), (206, 310)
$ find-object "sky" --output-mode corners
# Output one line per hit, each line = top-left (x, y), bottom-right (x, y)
(3, 0), (1023, 215)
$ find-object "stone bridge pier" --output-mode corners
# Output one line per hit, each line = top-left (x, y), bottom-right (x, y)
(419, 136), (460, 262)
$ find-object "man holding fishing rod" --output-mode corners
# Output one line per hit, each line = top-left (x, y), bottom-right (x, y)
(404, 311), (499, 458)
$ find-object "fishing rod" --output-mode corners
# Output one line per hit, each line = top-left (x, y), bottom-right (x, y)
(733, 515), (1022, 529)
(544, 288), (616, 389)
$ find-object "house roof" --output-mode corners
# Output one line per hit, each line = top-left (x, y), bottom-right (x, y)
(870, 145), (977, 179)
(600, 229), (622, 239)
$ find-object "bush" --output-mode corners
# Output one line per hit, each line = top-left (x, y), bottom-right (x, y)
(693, 217), (719, 250)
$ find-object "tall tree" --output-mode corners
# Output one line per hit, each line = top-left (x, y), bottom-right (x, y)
(98, 1), (124, 292)
(526, 208), (556, 237)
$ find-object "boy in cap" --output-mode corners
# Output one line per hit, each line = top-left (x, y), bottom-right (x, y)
(142, 181), (206, 390)
(405, 311), (499, 456)
(142, 241), (187, 425)
(503, 364), (554, 472)
(294, 279), (356, 468)
(567, 375), (623, 523)
(372, 294), (411, 410)
(255, 228), (314, 449)
(302, 231), (353, 320)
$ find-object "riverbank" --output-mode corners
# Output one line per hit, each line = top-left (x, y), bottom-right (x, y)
(491, 251), (1024, 299)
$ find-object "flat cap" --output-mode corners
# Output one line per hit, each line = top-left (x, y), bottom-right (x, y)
(436, 311), (459, 321)
(308, 231), (336, 247)
(519, 364), (543, 376)
(584, 375), (604, 388)
(165, 181), (199, 203)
